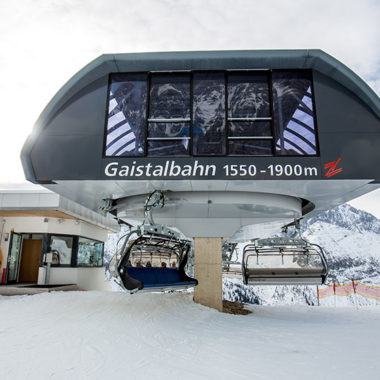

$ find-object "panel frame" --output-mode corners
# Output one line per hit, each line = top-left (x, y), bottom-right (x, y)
(226, 70), (274, 157)
(271, 69), (320, 157)
(192, 70), (227, 157)
(147, 72), (192, 157)
(103, 72), (149, 158)
(103, 69), (320, 158)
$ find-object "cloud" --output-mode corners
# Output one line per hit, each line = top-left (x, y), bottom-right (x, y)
(0, 0), (379, 184)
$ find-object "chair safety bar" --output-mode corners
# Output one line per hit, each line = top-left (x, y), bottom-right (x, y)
(242, 239), (328, 286)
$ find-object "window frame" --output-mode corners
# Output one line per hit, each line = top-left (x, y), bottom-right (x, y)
(103, 72), (149, 158)
(192, 70), (228, 156)
(271, 69), (320, 157)
(76, 236), (105, 267)
(147, 71), (192, 157)
(48, 234), (76, 267)
(226, 70), (274, 157)
(46, 233), (104, 268)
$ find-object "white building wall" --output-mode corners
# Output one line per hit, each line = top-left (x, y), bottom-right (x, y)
(1, 216), (109, 267)
(0, 192), (59, 209)
(38, 267), (111, 291)
(0, 216), (111, 290)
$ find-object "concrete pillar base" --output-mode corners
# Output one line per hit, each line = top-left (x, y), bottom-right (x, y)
(193, 237), (223, 312)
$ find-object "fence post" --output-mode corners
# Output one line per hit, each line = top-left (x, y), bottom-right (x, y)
(333, 282), (336, 307)
(317, 286), (320, 306)
(352, 279), (358, 309)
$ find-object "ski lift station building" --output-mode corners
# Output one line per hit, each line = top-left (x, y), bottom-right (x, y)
(20, 50), (380, 309)
(0, 183), (119, 292)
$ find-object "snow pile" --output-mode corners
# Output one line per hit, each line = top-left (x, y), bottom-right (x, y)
(1, 291), (380, 379)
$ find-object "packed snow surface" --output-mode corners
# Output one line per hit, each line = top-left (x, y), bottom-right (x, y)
(1, 291), (380, 380)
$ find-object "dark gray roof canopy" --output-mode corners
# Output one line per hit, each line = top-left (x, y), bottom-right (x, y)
(21, 50), (380, 184)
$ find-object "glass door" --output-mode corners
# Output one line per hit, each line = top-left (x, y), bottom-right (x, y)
(7, 233), (23, 283)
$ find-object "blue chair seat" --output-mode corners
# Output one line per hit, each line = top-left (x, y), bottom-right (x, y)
(127, 267), (195, 287)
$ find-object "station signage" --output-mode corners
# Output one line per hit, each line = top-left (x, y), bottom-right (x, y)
(104, 158), (322, 180)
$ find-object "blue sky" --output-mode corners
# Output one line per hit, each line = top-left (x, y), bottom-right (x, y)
(0, 0), (379, 214)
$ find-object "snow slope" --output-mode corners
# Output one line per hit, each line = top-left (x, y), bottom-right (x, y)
(0, 291), (380, 380)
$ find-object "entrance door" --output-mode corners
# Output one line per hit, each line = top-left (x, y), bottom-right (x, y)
(7, 233), (23, 283)
(18, 239), (43, 283)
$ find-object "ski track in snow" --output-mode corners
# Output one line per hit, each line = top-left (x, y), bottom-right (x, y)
(0, 291), (379, 380)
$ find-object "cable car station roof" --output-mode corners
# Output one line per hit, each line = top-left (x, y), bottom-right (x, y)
(21, 50), (380, 237)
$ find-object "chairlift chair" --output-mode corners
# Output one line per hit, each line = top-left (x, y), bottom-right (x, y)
(109, 191), (198, 293)
(242, 237), (328, 285)
(222, 242), (242, 278)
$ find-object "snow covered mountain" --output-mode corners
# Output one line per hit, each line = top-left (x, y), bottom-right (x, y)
(302, 204), (380, 284)
(104, 204), (380, 306)
(224, 204), (380, 306)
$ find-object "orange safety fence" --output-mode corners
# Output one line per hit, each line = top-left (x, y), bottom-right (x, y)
(355, 282), (380, 301)
(318, 280), (380, 301)
(318, 285), (335, 299)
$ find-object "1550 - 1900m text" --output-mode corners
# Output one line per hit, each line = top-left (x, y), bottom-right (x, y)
(223, 164), (318, 177)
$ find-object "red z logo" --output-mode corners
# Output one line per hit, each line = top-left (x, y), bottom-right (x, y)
(324, 158), (342, 178)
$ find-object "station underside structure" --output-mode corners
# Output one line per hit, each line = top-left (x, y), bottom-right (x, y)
(21, 50), (380, 309)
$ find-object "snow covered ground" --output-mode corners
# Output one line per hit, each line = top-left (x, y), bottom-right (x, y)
(1, 291), (380, 380)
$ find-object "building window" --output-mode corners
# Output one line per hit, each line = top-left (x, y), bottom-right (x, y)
(77, 237), (104, 267)
(193, 72), (226, 155)
(50, 235), (73, 265)
(105, 74), (147, 157)
(148, 73), (191, 156)
(227, 72), (273, 155)
(272, 71), (318, 155)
